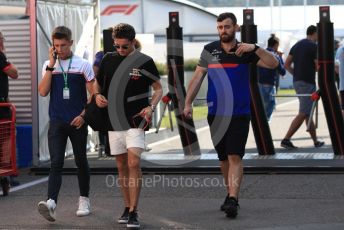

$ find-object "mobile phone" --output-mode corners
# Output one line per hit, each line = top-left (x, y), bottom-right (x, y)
(52, 43), (58, 60)
(53, 48), (58, 60)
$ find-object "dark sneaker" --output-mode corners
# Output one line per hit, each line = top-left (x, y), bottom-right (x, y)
(314, 141), (325, 148)
(224, 197), (239, 218)
(118, 207), (129, 224)
(220, 195), (230, 211)
(281, 139), (298, 149)
(0, 177), (10, 196)
(127, 211), (140, 229)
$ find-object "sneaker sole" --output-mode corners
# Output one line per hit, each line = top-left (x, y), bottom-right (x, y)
(315, 143), (325, 148)
(117, 219), (128, 224)
(38, 203), (55, 222)
(281, 144), (297, 149)
(76, 211), (90, 217)
(225, 207), (238, 218)
(127, 223), (140, 228)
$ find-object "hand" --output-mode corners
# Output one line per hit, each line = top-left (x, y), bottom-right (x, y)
(235, 43), (256, 57)
(276, 50), (283, 57)
(95, 94), (108, 108)
(70, 115), (85, 129)
(139, 106), (153, 121)
(183, 104), (193, 119)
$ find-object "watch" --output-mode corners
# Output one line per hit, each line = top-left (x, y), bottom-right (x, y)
(253, 44), (260, 52)
(45, 66), (55, 71)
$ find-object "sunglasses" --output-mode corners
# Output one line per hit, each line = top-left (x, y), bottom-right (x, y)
(113, 44), (130, 50)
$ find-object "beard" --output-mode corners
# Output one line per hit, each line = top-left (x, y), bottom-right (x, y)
(220, 32), (235, 43)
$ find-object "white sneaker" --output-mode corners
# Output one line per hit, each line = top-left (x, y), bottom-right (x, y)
(76, 196), (91, 217)
(38, 199), (56, 222)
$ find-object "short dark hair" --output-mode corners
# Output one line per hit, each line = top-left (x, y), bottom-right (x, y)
(217, 12), (237, 25)
(52, 26), (72, 41)
(268, 34), (279, 48)
(306, 25), (317, 36)
(112, 23), (136, 41)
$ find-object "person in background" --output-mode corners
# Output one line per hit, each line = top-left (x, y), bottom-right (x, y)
(258, 34), (286, 121)
(335, 43), (344, 117)
(334, 39), (340, 89)
(0, 31), (19, 196)
(281, 25), (324, 149)
(92, 50), (111, 156)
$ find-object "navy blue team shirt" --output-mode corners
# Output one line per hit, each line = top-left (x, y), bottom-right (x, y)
(198, 40), (260, 116)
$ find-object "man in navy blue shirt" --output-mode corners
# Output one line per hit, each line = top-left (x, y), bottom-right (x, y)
(184, 12), (278, 218)
(37, 26), (95, 221)
(281, 25), (324, 149)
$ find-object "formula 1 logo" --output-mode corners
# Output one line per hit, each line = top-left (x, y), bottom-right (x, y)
(101, 4), (139, 16)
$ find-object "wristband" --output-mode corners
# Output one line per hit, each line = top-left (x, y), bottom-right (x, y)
(45, 66), (55, 71)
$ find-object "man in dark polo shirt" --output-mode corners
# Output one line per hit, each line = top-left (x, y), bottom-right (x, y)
(281, 25), (324, 149)
(184, 12), (278, 218)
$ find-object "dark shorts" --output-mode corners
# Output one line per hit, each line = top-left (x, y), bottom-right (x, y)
(207, 115), (250, 161)
(341, 91), (344, 110)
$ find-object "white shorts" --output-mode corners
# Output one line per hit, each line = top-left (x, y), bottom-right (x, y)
(108, 129), (145, 155)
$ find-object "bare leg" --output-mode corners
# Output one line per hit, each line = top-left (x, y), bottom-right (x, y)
(220, 160), (229, 194)
(228, 155), (243, 199)
(284, 113), (307, 139)
(127, 147), (143, 212)
(305, 117), (317, 143)
(115, 153), (130, 208)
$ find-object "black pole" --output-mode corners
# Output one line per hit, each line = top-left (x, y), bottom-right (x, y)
(103, 29), (115, 53)
(317, 6), (344, 155)
(166, 12), (200, 155)
(240, 9), (275, 155)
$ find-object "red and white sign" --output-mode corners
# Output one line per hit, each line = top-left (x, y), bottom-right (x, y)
(101, 4), (138, 16)
(100, 1), (142, 33)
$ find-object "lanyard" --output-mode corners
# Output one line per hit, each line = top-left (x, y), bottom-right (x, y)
(59, 54), (73, 89)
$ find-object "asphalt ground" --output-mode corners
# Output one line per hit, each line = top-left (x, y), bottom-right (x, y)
(1, 172), (344, 229)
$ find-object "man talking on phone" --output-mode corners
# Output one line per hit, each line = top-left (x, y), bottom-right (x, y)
(37, 26), (95, 221)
